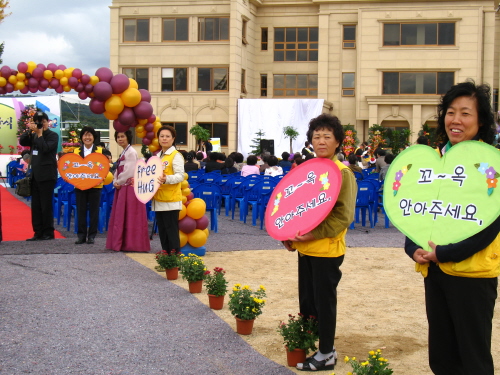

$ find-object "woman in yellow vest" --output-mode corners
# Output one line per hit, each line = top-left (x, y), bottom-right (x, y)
(73, 126), (103, 245)
(282, 114), (357, 372)
(152, 126), (184, 254)
(405, 81), (500, 375)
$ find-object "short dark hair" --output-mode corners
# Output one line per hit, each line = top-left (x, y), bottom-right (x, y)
(436, 80), (496, 145)
(304, 153), (315, 160)
(267, 155), (278, 167)
(384, 153), (395, 164)
(224, 157), (234, 169)
(157, 125), (176, 140)
(196, 152), (204, 160)
(80, 126), (97, 142)
(101, 149), (112, 158)
(306, 113), (344, 154)
(416, 136), (429, 145)
(281, 151), (290, 161)
(246, 155), (258, 166)
(209, 152), (219, 161)
(114, 130), (133, 144)
(348, 153), (357, 165)
(375, 148), (386, 157)
(233, 152), (244, 163)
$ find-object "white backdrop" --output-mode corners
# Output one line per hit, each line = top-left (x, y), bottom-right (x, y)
(237, 99), (324, 158)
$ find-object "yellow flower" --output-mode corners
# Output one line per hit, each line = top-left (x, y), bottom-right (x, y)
(252, 308), (258, 313)
(234, 283), (241, 288)
(361, 361), (368, 366)
(243, 285), (250, 290)
(402, 166), (408, 174)
(369, 351), (375, 356)
(352, 357), (356, 361)
(259, 285), (266, 290)
(347, 373), (353, 375)
(344, 356), (349, 363)
(377, 349), (381, 352)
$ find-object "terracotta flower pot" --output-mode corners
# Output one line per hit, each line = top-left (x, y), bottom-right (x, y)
(165, 267), (178, 280)
(207, 294), (224, 310)
(188, 280), (203, 293)
(235, 317), (255, 335)
(285, 347), (307, 367)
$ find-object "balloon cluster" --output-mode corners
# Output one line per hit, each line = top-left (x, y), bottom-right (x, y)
(0, 62), (163, 154)
(178, 175), (210, 251)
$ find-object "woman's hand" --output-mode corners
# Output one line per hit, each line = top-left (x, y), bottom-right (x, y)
(412, 249), (430, 264)
(157, 174), (166, 184)
(422, 241), (439, 263)
(282, 240), (295, 252)
(113, 182), (121, 190)
(288, 230), (314, 242)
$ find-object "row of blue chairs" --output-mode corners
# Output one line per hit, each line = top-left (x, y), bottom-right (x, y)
(6, 160), (27, 188)
(350, 178), (391, 229)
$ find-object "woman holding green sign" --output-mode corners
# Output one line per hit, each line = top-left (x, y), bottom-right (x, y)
(404, 80), (500, 375)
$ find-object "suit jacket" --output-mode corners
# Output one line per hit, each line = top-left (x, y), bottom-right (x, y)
(19, 129), (59, 182)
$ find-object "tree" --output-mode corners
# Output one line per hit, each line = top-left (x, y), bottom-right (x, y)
(0, 42), (4, 65)
(249, 129), (266, 155)
(189, 124), (210, 151)
(283, 125), (299, 154)
(387, 128), (412, 156)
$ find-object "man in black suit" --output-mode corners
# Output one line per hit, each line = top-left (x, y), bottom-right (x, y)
(19, 111), (59, 241)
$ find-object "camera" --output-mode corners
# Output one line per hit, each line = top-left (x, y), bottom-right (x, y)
(32, 111), (46, 129)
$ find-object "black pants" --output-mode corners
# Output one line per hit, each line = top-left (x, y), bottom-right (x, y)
(298, 254), (344, 354)
(75, 188), (101, 241)
(425, 263), (497, 375)
(30, 177), (56, 238)
(156, 210), (180, 253)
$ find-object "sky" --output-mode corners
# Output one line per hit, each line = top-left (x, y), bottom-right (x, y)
(1, 0), (112, 77)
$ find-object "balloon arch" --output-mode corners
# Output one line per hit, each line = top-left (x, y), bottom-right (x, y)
(0, 61), (162, 153)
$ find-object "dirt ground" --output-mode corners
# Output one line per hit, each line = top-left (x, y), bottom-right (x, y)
(128, 248), (500, 375)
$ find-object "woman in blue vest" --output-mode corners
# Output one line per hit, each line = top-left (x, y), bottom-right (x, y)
(152, 126), (185, 254)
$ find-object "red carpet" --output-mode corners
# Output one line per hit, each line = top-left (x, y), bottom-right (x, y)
(0, 186), (65, 241)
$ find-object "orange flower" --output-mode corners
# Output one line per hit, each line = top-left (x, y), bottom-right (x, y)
(487, 178), (497, 188)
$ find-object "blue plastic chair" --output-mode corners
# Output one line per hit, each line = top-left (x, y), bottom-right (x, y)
(350, 181), (374, 229)
(242, 181), (275, 227)
(353, 171), (363, 181)
(202, 172), (222, 184)
(217, 175), (238, 216)
(6, 160), (18, 187)
(362, 167), (375, 178)
(55, 182), (75, 227)
(230, 177), (260, 221)
(191, 183), (222, 233)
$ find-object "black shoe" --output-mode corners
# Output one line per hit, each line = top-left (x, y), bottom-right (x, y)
(75, 238), (86, 244)
(40, 235), (55, 240)
(26, 236), (41, 241)
(87, 238), (95, 244)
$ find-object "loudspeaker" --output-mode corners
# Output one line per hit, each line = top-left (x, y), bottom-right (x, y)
(260, 139), (275, 155)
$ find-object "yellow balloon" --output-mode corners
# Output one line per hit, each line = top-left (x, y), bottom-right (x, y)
(43, 70), (53, 80)
(135, 125), (145, 133)
(153, 123), (162, 133)
(89, 75), (100, 85)
(136, 130), (147, 138)
(54, 70), (64, 80)
(104, 111), (119, 120)
(181, 187), (191, 196)
(105, 95), (125, 115)
(64, 68), (74, 78)
(15, 81), (25, 91)
(181, 195), (187, 204)
(60, 77), (68, 86)
(179, 205), (187, 220)
(151, 138), (159, 148)
(103, 172), (113, 185)
(0, 77), (6, 87)
(181, 180), (189, 189)
(148, 144), (159, 153)
(128, 78), (138, 89)
(179, 230), (188, 247)
(202, 228), (209, 238)
(186, 198), (206, 220)
(121, 87), (142, 107)
(187, 229), (207, 247)
(27, 61), (36, 73)
(16, 72), (26, 81)
(184, 173), (188, 181)
(8, 75), (17, 85)
(138, 118), (148, 125)
(63, 85), (71, 92)
(156, 116), (160, 123)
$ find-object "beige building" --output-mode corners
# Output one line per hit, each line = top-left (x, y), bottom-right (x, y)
(109, 0), (499, 155)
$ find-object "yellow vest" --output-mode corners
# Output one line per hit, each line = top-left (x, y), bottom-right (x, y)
(74, 146), (104, 189)
(294, 160), (350, 258)
(154, 150), (182, 203)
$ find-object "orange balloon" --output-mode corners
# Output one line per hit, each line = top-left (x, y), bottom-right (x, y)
(187, 229), (207, 247)
(0, 77), (7, 87)
(27, 61), (36, 74)
(181, 195), (187, 204)
(54, 69), (64, 80)
(43, 70), (53, 80)
(135, 125), (144, 133)
(138, 118), (148, 125)
(89, 75), (100, 85)
(186, 198), (206, 220)
(184, 173), (189, 181)
(64, 68), (74, 78)
(16, 72), (26, 81)
(8, 75), (17, 85)
(60, 77), (68, 86)
(128, 78), (138, 89)
(181, 180), (189, 189)
(179, 204), (187, 220)
(151, 138), (159, 148)
(105, 95), (125, 115)
(181, 187), (191, 196)
(179, 230), (188, 247)
(121, 87), (142, 107)
(63, 85), (71, 92)
(202, 228), (209, 238)
(104, 111), (119, 120)
(136, 130), (147, 138)
(15, 81), (25, 90)
(148, 144), (159, 153)
(153, 122), (162, 133)
(103, 172), (113, 185)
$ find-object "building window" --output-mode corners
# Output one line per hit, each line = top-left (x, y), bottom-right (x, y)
(122, 68), (149, 90)
(274, 27), (318, 61)
(199, 18), (229, 41)
(383, 72), (454, 95)
(197, 68), (228, 91)
(343, 25), (356, 48)
(163, 18), (189, 41)
(261, 74), (268, 97)
(123, 19), (150, 42)
(383, 23), (455, 46)
(161, 68), (188, 91)
(273, 74), (317, 97)
(342, 73), (355, 96)
(261, 28), (268, 51)
(242, 19), (248, 45)
(197, 123), (228, 146)
(241, 69), (247, 94)
(162, 122), (188, 145)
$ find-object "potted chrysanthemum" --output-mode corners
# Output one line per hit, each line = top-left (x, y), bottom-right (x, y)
(204, 267), (228, 310)
(155, 250), (181, 280)
(277, 313), (319, 366)
(228, 284), (266, 335)
(179, 253), (207, 293)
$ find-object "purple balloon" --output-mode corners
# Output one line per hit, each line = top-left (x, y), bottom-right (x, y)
(133, 101), (153, 119)
(10, 69), (18, 76)
(57, 64), (67, 71)
(49, 78), (60, 89)
(93, 81), (112, 101)
(139, 89), (151, 103)
(39, 87), (47, 92)
(113, 120), (129, 133)
(36, 63), (46, 71)
(78, 91), (88, 100)
(142, 137), (152, 146)
(148, 115), (156, 123)
(118, 107), (136, 126)
(75, 83), (84, 92)
(20, 86), (29, 94)
(178, 216), (196, 234)
(89, 98), (105, 114)
(0, 87), (5, 95)
(80, 74), (90, 85)
(32, 68), (43, 79)
(5, 84), (14, 93)
(55, 86), (64, 93)
(0, 65), (11, 77)
(68, 77), (79, 88)
(146, 131), (155, 140)
(144, 122), (154, 132)
(72, 68), (83, 79)
(110, 73), (129, 94)
(84, 83), (94, 94)
(95, 67), (113, 83)
(17, 62), (28, 73)
(195, 215), (209, 230)
(28, 77), (39, 88)
(39, 79), (50, 89)
(47, 63), (57, 73)
(29, 86), (38, 93)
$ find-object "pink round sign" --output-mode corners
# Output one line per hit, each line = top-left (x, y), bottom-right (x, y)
(265, 158), (342, 240)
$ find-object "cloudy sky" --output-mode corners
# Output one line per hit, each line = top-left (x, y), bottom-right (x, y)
(1, 0), (112, 76)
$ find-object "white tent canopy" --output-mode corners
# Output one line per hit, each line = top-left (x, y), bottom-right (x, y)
(237, 99), (324, 158)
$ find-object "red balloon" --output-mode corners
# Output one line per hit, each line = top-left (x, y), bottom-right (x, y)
(93, 81), (112, 101)
(55, 86), (64, 93)
(146, 131), (155, 140)
(68, 77), (79, 88)
(39, 79), (50, 89)
(139, 89), (151, 103)
(142, 137), (152, 146)
(195, 215), (209, 230)
(75, 83), (84, 92)
(72, 68), (82, 79)
(144, 122), (154, 132)
(118, 107), (136, 126)
(10, 69), (17, 76)
(187, 192), (194, 201)
(133, 101), (153, 119)
(39, 87), (47, 92)
(178, 216), (196, 234)
(95, 67), (113, 83)
(80, 74), (90, 85)
(148, 115), (156, 123)
(36, 63), (46, 71)
(110, 73), (129, 94)
(5, 83), (14, 93)
(89, 98), (105, 114)
(17, 62), (28, 73)
(78, 91), (88, 100)
(84, 83), (94, 94)
(0, 66), (11, 77)
(113, 120), (129, 132)
(25, 72), (31, 79)
(32, 68), (43, 78)
(47, 63), (57, 73)
(28, 77), (39, 88)
(0, 87), (5, 95)
(49, 78), (60, 89)
(57, 64), (67, 71)
(20, 86), (29, 94)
